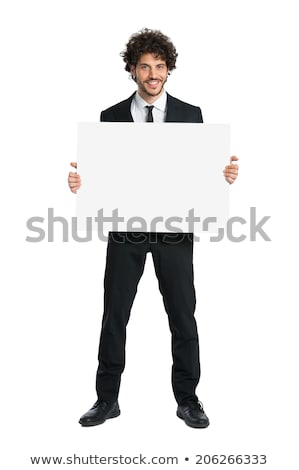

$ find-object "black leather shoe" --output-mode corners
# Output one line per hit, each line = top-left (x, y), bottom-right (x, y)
(79, 400), (120, 427)
(177, 401), (209, 428)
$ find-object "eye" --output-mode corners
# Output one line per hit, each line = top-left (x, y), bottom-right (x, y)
(140, 65), (149, 70)
(157, 64), (166, 69)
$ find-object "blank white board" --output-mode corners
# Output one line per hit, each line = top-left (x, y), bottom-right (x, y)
(76, 123), (230, 233)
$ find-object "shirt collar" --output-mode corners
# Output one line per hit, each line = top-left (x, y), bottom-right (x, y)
(134, 90), (167, 112)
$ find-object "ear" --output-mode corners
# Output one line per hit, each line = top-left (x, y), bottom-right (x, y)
(130, 65), (136, 80)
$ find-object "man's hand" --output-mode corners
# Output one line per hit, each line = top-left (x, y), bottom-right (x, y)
(68, 162), (81, 193)
(223, 156), (239, 184)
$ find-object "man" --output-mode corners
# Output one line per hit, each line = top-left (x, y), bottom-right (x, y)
(68, 28), (239, 428)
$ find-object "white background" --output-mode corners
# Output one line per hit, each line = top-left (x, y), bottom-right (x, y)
(0, 0), (298, 468)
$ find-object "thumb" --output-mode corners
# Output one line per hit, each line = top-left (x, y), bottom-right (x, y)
(230, 155), (239, 164)
(70, 162), (77, 169)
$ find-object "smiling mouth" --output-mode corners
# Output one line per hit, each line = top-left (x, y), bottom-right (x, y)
(146, 80), (161, 87)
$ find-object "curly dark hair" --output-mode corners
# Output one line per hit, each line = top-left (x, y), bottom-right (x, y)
(120, 28), (178, 73)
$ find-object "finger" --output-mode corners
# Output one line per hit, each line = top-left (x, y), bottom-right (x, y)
(68, 175), (81, 181)
(69, 182), (81, 188)
(225, 176), (235, 184)
(223, 170), (238, 177)
(225, 173), (238, 180)
(226, 173), (238, 179)
(226, 164), (239, 170)
(70, 162), (77, 169)
(225, 165), (239, 171)
(224, 168), (238, 175)
(224, 174), (238, 181)
(68, 172), (80, 177)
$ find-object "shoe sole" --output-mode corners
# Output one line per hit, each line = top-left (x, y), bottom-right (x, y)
(79, 409), (121, 427)
(177, 410), (210, 428)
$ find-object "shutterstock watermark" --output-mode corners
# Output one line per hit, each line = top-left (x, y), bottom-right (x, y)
(25, 207), (271, 243)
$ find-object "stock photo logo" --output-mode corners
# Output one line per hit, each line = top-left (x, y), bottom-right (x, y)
(25, 207), (271, 243)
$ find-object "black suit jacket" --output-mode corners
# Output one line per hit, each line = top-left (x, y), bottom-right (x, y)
(100, 92), (203, 123)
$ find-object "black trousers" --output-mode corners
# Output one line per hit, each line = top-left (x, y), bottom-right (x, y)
(96, 232), (200, 406)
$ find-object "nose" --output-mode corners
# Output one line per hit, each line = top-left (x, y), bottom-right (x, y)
(148, 73), (158, 80)
(147, 68), (159, 79)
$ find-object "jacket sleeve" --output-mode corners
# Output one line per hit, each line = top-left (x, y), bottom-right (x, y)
(100, 110), (112, 122)
(197, 107), (203, 123)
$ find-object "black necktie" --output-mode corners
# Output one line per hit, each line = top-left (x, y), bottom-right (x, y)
(145, 105), (154, 122)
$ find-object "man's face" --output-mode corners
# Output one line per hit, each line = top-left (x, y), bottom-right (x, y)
(130, 53), (169, 102)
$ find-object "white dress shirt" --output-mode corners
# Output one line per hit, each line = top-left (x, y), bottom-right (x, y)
(130, 90), (167, 123)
